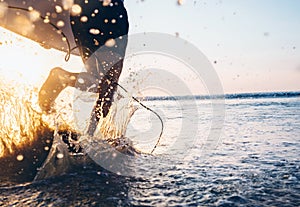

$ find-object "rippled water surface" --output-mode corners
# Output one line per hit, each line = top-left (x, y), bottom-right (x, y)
(1, 95), (299, 206)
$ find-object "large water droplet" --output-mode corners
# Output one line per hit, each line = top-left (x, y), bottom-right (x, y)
(105, 39), (116, 47)
(55, 5), (63, 13)
(71, 4), (82, 16)
(57, 20), (65, 27)
(80, 16), (88, 23)
(16, 154), (24, 161)
(89, 28), (101, 35)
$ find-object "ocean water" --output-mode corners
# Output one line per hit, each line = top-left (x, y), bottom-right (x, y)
(0, 92), (299, 207)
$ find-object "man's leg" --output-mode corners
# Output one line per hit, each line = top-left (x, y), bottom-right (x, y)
(87, 59), (124, 136)
(38, 67), (78, 112)
(38, 68), (100, 112)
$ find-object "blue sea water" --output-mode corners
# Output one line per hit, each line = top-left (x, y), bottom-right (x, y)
(0, 92), (299, 206)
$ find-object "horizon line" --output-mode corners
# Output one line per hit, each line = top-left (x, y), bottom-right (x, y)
(138, 91), (300, 101)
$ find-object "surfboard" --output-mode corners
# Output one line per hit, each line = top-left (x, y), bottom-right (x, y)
(0, 0), (79, 55)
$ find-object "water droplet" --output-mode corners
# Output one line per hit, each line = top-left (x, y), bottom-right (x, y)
(94, 39), (99, 46)
(71, 4), (82, 16)
(43, 17), (50, 24)
(16, 154), (24, 161)
(57, 153), (64, 159)
(55, 5), (63, 13)
(78, 78), (85, 84)
(80, 16), (88, 22)
(57, 20), (65, 27)
(105, 39), (116, 47)
(89, 28), (100, 35)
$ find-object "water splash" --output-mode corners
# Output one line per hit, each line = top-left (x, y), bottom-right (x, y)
(0, 79), (43, 157)
(71, 88), (137, 145)
(97, 92), (136, 140)
(33, 89), (138, 179)
(0, 75), (139, 181)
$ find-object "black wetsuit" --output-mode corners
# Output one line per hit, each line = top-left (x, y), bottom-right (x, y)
(71, 0), (128, 60)
(70, 0), (129, 135)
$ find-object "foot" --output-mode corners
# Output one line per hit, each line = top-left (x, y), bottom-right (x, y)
(38, 67), (73, 113)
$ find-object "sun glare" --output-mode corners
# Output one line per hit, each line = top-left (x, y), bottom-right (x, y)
(0, 27), (83, 88)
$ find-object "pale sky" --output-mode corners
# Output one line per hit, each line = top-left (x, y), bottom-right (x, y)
(125, 0), (300, 93)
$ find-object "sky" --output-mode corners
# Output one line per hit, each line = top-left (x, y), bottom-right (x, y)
(0, 0), (299, 94)
(124, 0), (300, 93)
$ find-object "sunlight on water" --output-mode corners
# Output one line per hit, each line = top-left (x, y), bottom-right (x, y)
(0, 79), (42, 157)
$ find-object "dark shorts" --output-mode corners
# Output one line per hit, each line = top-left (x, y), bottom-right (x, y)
(70, 0), (129, 63)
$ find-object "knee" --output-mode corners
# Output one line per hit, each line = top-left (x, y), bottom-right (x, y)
(50, 67), (65, 75)
(50, 67), (70, 78)
(49, 67), (65, 81)
(49, 67), (73, 84)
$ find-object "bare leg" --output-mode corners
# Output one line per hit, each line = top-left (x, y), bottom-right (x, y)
(38, 67), (99, 113)
(39, 60), (122, 137)
(38, 67), (78, 113)
(87, 59), (123, 136)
